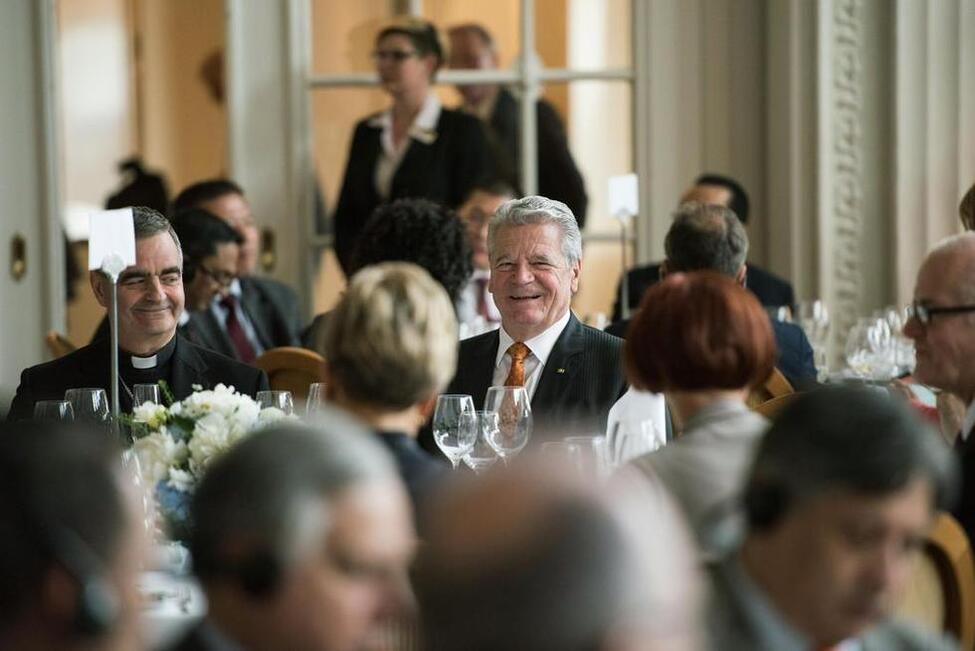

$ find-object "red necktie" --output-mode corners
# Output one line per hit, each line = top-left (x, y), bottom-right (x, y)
(221, 295), (257, 364)
(504, 342), (530, 386)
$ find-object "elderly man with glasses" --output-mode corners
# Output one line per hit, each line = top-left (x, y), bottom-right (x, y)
(904, 232), (975, 546)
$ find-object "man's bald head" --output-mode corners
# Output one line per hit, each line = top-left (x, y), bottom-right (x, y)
(416, 464), (702, 651)
(923, 233), (975, 302)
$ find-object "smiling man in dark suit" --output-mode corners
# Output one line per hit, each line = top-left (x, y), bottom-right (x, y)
(7, 207), (267, 421)
(441, 196), (626, 441)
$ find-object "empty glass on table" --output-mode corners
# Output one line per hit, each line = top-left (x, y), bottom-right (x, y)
(33, 400), (74, 422)
(306, 382), (326, 416)
(432, 394), (477, 469)
(462, 410), (500, 474)
(256, 390), (295, 415)
(483, 386), (532, 463)
(133, 383), (161, 408)
(65, 388), (110, 424)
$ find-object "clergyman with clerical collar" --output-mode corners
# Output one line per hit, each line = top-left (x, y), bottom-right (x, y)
(5, 207), (268, 421)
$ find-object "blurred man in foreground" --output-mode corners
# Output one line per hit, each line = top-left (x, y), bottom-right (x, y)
(709, 388), (958, 650)
(417, 462), (703, 651)
(171, 418), (415, 651)
(0, 421), (148, 651)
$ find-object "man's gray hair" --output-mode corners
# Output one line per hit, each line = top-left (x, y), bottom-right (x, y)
(664, 202), (747, 277)
(132, 205), (182, 260)
(488, 195), (582, 266)
(189, 410), (397, 582)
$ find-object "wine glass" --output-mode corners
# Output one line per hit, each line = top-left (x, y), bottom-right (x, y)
(462, 411), (500, 474)
(121, 449), (159, 540)
(797, 299), (830, 378)
(844, 317), (896, 380)
(132, 384), (161, 407)
(563, 435), (610, 479)
(483, 386), (532, 463)
(64, 388), (110, 424)
(432, 394), (477, 469)
(306, 382), (326, 416)
(34, 400), (74, 421)
(257, 390), (294, 415)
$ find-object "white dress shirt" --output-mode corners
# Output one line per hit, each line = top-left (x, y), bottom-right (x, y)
(372, 93), (442, 199)
(492, 311), (571, 400)
(962, 399), (975, 442)
(456, 269), (501, 337)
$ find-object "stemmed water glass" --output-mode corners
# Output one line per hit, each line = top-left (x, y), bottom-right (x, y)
(432, 394), (477, 469)
(133, 383), (161, 407)
(257, 390), (295, 415)
(33, 400), (74, 421)
(121, 449), (159, 540)
(483, 386), (532, 463)
(796, 299), (830, 379)
(64, 388), (110, 424)
(306, 382), (326, 416)
(844, 317), (896, 380)
(462, 411), (500, 474)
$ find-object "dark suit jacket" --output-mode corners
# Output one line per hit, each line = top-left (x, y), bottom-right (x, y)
(376, 431), (445, 533)
(954, 428), (975, 549)
(422, 314), (626, 451)
(604, 316), (817, 389)
(6, 335), (269, 421)
(488, 88), (588, 226)
(333, 106), (491, 274)
(612, 261), (796, 322)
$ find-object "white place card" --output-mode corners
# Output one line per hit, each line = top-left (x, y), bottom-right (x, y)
(88, 208), (136, 271)
(608, 173), (639, 219)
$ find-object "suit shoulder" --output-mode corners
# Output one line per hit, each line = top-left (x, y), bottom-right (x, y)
(627, 262), (662, 283)
(438, 107), (485, 132)
(864, 618), (958, 651)
(581, 323), (624, 352)
(458, 329), (498, 355)
(186, 342), (264, 382)
(243, 276), (298, 302)
(19, 343), (99, 380)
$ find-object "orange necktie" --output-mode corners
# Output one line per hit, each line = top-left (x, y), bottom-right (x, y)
(503, 342), (530, 386)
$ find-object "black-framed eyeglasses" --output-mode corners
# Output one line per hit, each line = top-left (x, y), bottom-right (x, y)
(197, 265), (235, 288)
(906, 301), (975, 326)
(371, 49), (418, 63)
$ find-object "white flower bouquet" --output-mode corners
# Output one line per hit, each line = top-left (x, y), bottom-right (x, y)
(127, 383), (294, 539)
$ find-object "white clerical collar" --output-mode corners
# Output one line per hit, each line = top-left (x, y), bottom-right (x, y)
(495, 311), (571, 369)
(962, 399), (975, 442)
(131, 354), (157, 370)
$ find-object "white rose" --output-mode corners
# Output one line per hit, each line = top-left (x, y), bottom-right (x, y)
(167, 468), (195, 492)
(132, 402), (168, 429)
(187, 412), (233, 474)
(132, 432), (187, 487)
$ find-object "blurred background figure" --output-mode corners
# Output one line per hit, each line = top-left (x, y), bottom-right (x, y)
(174, 179), (302, 358)
(170, 208), (241, 313)
(447, 23), (588, 226)
(960, 180), (975, 231)
(333, 18), (490, 275)
(0, 421), (148, 651)
(613, 174), (795, 322)
(625, 272), (774, 553)
(105, 157), (169, 215)
(713, 388), (959, 650)
(303, 198), (472, 351)
(322, 262), (454, 524)
(417, 462), (703, 651)
(174, 420), (415, 651)
(454, 181), (514, 334)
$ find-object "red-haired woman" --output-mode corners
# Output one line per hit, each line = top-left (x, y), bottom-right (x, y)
(626, 271), (776, 552)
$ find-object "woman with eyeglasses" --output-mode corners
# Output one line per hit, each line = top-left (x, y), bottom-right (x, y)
(332, 18), (491, 276)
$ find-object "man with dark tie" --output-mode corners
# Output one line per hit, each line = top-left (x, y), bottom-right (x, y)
(6, 207), (268, 421)
(904, 232), (975, 547)
(173, 179), (302, 361)
(434, 195), (625, 443)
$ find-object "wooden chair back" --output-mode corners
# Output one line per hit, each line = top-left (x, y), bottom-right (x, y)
(746, 367), (794, 409)
(254, 347), (325, 401)
(752, 392), (803, 420)
(45, 331), (76, 358)
(896, 513), (975, 649)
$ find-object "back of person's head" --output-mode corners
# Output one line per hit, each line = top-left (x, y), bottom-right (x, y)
(417, 464), (703, 651)
(350, 198), (472, 302)
(324, 262), (457, 411)
(190, 418), (397, 592)
(172, 178), (244, 214)
(464, 178), (517, 203)
(960, 181), (975, 231)
(0, 421), (138, 648)
(664, 202), (748, 277)
(488, 195), (582, 265)
(171, 208), (242, 281)
(694, 173), (750, 224)
(743, 387), (958, 532)
(377, 18), (444, 72)
(626, 271), (775, 393)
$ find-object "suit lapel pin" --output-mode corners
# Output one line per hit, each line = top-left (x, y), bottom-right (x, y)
(556, 368), (565, 374)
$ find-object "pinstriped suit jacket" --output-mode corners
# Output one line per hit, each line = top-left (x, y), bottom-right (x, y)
(442, 313), (627, 442)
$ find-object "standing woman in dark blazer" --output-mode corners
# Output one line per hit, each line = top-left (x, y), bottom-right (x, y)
(333, 19), (491, 275)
